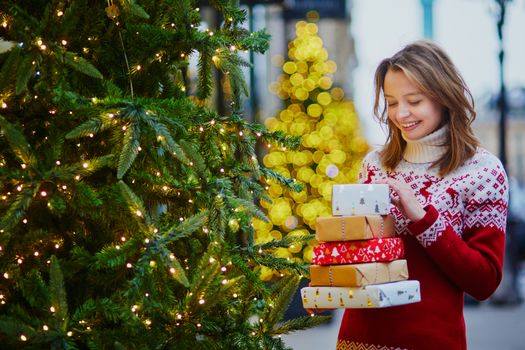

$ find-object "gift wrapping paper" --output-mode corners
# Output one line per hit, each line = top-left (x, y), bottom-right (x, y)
(315, 215), (395, 242)
(332, 184), (390, 216)
(312, 238), (404, 265)
(301, 280), (421, 309)
(309, 259), (408, 287)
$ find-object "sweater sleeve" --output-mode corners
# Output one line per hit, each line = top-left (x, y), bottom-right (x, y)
(407, 161), (509, 300)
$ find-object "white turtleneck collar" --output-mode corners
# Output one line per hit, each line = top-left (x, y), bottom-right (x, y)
(402, 124), (449, 164)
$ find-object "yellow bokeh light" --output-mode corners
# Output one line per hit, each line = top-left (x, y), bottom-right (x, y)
(303, 78), (316, 91)
(294, 87), (309, 101)
(317, 92), (332, 106)
(307, 103), (322, 118)
(326, 60), (337, 73)
(319, 125), (334, 140)
(270, 230), (283, 240)
(297, 167), (315, 182)
(283, 61), (297, 74)
(290, 73), (304, 86)
(279, 109), (294, 122)
(331, 87), (345, 101)
(306, 22), (318, 35)
(319, 76), (332, 90)
(296, 61), (309, 73)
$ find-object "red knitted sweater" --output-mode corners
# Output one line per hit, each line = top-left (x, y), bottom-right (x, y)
(337, 148), (509, 350)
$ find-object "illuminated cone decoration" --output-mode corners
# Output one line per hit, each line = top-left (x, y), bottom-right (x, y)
(255, 20), (369, 280)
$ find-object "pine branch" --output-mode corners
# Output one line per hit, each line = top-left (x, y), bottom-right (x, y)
(0, 186), (36, 230)
(77, 154), (117, 177)
(221, 53), (250, 110)
(49, 256), (69, 332)
(17, 269), (49, 310)
(117, 123), (140, 179)
(64, 116), (113, 140)
(239, 29), (271, 54)
(147, 117), (188, 164)
(229, 253), (268, 297)
(116, 180), (148, 224)
(119, 0), (150, 19)
(0, 114), (35, 165)
(272, 315), (331, 335)
(185, 245), (222, 310)
(71, 183), (102, 209)
(252, 255), (309, 277)
(264, 274), (299, 328)
(94, 236), (141, 270)
(15, 51), (36, 95)
(197, 47), (213, 100)
(61, 51), (103, 80)
(256, 233), (315, 251)
(208, 0), (247, 25)
(72, 298), (123, 324)
(260, 168), (303, 192)
(162, 210), (208, 243)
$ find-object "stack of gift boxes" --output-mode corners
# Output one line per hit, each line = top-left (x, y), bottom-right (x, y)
(301, 184), (421, 309)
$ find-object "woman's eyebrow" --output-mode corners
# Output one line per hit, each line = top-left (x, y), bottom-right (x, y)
(384, 92), (422, 98)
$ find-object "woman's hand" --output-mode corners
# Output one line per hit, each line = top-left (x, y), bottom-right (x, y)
(382, 178), (426, 222)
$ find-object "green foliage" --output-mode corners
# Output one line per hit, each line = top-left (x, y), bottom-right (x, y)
(0, 0), (325, 349)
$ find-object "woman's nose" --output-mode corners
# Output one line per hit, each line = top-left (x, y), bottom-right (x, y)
(398, 107), (410, 118)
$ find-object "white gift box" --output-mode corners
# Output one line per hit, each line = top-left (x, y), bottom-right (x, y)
(332, 184), (390, 216)
(301, 280), (421, 309)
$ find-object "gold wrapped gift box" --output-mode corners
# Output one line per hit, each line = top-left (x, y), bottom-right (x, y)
(301, 280), (421, 309)
(309, 259), (408, 287)
(315, 215), (395, 242)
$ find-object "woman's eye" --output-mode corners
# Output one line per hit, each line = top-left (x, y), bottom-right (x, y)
(387, 102), (398, 107)
(408, 100), (421, 105)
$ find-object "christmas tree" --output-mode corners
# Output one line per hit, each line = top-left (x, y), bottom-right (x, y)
(255, 20), (369, 281)
(0, 1), (328, 349)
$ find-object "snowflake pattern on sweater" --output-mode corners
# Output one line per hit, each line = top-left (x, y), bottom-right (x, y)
(358, 148), (508, 247)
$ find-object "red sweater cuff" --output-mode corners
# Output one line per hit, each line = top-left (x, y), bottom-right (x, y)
(407, 205), (439, 236)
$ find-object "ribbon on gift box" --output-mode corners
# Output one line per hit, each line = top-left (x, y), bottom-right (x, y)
(309, 259), (408, 287)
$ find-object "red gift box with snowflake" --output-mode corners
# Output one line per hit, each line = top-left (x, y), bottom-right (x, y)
(311, 238), (404, 265)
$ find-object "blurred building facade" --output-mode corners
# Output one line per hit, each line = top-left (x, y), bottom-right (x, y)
(473, 88), (525, 186)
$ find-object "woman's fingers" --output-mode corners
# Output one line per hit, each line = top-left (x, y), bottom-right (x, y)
(381, 178), (426, 222)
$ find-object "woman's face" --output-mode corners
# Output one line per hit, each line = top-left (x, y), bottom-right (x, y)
(384, 69), (444, 141)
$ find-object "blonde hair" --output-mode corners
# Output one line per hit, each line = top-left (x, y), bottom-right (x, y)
(373, 40), (479, 176)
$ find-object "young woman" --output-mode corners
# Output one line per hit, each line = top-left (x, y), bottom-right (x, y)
(336, 41), (509, 350)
